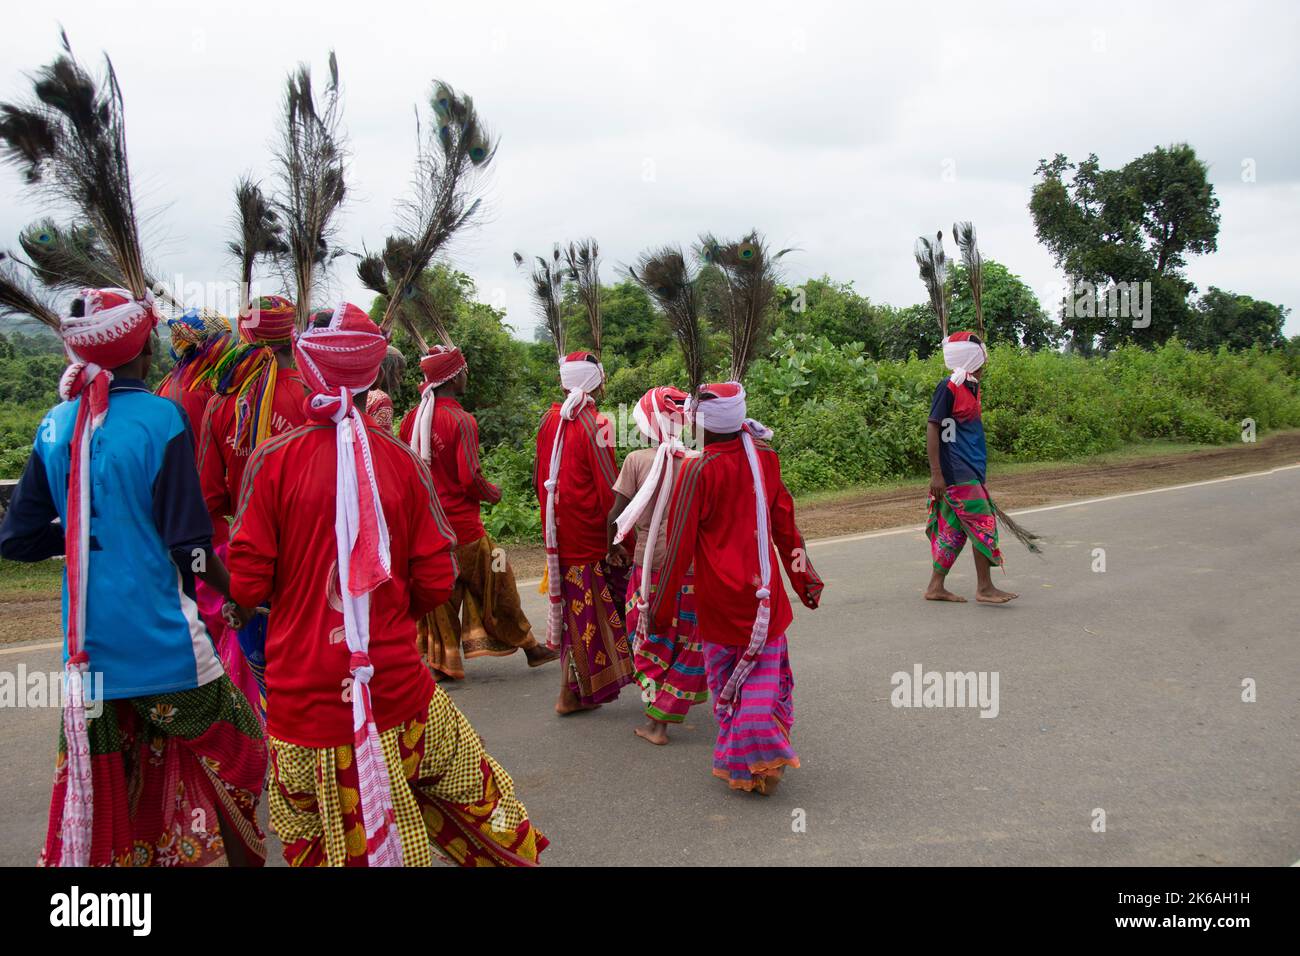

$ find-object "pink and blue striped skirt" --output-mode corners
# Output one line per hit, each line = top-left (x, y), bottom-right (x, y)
(703, 633), (799, 791)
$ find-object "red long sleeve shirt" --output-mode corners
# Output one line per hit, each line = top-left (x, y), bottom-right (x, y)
(156, 376), (216, 455)
(650, 437), (824, 647)
(197, 369), (309, 547)
(398, 396), (500, 545)
(533, 402), (618, 564)
(226, 417), (458, 747)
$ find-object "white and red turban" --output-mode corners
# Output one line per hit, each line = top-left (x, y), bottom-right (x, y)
(542, 351), (606, 646)
(940, 331), (987, 422)
(409, 345), (468, 465)
(56, 287), (161, 867)
(293, 302), (403, 867)
(418, 345), (467, 390)
(941, 331), (986, 385)
(689, 381), (776, 714)
(613, 386), (689, 639)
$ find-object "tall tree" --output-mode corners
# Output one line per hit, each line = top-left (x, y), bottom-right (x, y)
(1030, 144), (1219, 352)
(948, 260), (1060, 350)
(1180, 288), (1289, 351)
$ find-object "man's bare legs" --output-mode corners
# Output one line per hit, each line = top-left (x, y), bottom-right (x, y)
(924, 567), (967, 602)
(974, 550), (1018, 604)
(555, 662), (600, 715)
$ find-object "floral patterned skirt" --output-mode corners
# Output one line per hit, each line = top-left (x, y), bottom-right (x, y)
(40, 675), (267, 867)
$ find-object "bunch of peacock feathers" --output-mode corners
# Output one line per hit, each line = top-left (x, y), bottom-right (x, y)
(913, 230), (949, 339)
(0, 32), (154, 303)
(229, 176), (287, 319)
(20, 218), (122, 291)
(952, 220), (985, 339)
(564, 239), (602, 359)
(357, 239), (440, 354)
(697, 230), (789, 382)
(364, 80), (495, 354)
(0, 250), (61, 330)
(269, 52), (348, 331)
(514, 245), (566, 361)
(627, 245), (703, 397)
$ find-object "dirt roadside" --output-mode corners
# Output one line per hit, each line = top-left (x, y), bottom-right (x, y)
(2, 431), (1296, 645)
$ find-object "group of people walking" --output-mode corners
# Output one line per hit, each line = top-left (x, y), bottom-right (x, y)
(0, 37), (1025, 868)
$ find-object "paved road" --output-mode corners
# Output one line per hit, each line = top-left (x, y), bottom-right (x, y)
(1, 466), (1297, 866)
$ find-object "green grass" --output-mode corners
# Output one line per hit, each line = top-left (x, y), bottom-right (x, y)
(0, 556), (63, 600)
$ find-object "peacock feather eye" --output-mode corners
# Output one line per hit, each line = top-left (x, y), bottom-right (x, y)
(737, 242), (757, 261)
(37, 232), (52, 244)
(468, 143), (487, 164)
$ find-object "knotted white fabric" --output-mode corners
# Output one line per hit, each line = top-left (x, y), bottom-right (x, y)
(691, 383), (776, 713)
(315, 386), (402, 867)
(542, 357), (606, 648)
(558, 358), (604, 419)
(411, 388), (438, 465)
(942, 335), (987, 387)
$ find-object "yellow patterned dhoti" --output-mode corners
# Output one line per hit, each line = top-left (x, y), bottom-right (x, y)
(267, 685), (547, 866)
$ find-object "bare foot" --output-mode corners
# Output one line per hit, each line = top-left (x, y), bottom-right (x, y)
(526, 644), (560, 668)
(924, 586), (968, 603)
(556, 688), (601, 715)
(976, 586), (1019, 604)
(752, 775), (781, 796)
(634, 719), (669, 746)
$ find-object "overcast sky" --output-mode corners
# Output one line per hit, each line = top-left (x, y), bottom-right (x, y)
(3, 0), (1298, 337)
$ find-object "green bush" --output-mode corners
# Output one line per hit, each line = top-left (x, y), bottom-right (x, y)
(738, 333), (1300, 496)
(481, 442), (542, 541)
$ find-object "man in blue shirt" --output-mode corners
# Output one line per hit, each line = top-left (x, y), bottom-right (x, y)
(0, 289), (266, 867)
(923, 332), (1017, 605)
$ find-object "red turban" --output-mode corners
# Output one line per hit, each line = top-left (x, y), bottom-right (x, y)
(241, 295), (296, 344)
(418, 345), (467, 391)
(60, 287), (159, 372)
(294, 302), (389, 396)
(632, 385), (688, 444)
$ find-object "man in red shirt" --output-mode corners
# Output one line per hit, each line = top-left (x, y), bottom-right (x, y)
(197, 295), (308, 712)
(535, 350), (633, 714)
(198, 295), (308, 548)
(652, 382), (824, 794)
(399, 345), (558, 678)
(227, 302), (548, 867)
